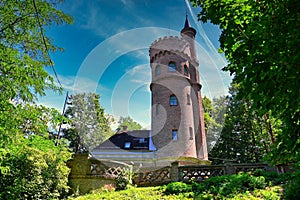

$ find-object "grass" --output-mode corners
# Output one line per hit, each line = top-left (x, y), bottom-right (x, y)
(69, 185), (282, 200)
(69, 186), (193, 200)
(218, 186), (282, 200)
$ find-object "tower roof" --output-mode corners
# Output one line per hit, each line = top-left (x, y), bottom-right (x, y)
(181, 13), (196, 36)
(184, 13), (191, 28)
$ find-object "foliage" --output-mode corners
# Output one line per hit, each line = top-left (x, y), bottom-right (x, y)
(209, 82), (278, 164)
(202, 96), (228, 151)
(0, 0), (72, 103)
(191, 173), (267, 198)
(62, 93), (114, 153)
(283, 170), (300, 200)
(0, 135), (71, 199)
(117, 116), (143, 131)
(0, 104), (72, 199)
(164, 182), (192, 195)
(230, 186), (282, 200)
(115, 173), (130, 191)
(115, 167), (134, 191)
(0, 0), (72, 199)
(162, 173), (275, 199)
(69, 186), (193, 200)
(190, 0), (300, 166)
(0, 0), (72, 149)
(70, 180), (282, 200)
(251, 169), (292, 185)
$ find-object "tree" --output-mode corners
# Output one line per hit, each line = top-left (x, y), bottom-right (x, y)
(0, 0), (72, 198)
(0, 104), (72, 199)
(117, 116), (143, 131)
(191, 0), (300, 165)
(202, 96), (228, 151)
(209, 82), (279, 164)
(62, 93), (114, 153)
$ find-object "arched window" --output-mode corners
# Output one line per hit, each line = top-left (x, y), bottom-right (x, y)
(168, 62), (176, 72)
(172, 129), (178, 141)
(169, 95), (178, 106)
(184, 65), (189, 76)
(155, 65), (161, 76)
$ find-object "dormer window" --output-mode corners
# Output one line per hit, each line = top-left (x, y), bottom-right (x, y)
(169, 95), (178, 106)
(168, 62), (176, 72)
(124, 142), (131, 148)
(139, 138), (146, 143)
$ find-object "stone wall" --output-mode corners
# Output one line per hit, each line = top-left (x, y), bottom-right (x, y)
(67, 154), (129, 194)
(69, 175), (115, 194)
(67, 154), (278, 191)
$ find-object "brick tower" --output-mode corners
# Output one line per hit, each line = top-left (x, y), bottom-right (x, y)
(150, 15), (208, 162)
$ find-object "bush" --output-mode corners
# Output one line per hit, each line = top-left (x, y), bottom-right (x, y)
(0, 136), (72, 199)
(115, 172), (130, 191)
(231, 186), (281, 200)
(164, 182), (192, 195)
(192, 173), (267, 198)
(251, 169), (293, 185)
(283, 171), (300, 200)
(163, 173), (284, 199)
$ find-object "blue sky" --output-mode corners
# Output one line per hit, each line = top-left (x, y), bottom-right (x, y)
(38, 0), (232, 129)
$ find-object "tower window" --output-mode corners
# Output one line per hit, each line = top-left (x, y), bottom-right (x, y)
(168, 62), (176, 72)
(187, 94), (191, 105)
(184, 65), (189, 76)
(169, 95), (178, 106)
(155, 65), (161, 76)
(189, 127), (193, 140)
(172, 130), (178, 141)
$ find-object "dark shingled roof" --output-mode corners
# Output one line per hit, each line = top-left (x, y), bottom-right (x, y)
(93, 130), (152, 151)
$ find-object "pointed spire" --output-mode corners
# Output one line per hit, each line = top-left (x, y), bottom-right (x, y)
(181, 12), (196, 37)
(184, 12), (191, 28)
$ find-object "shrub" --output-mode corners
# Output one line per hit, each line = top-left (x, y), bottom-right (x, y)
(164, 182), (192, 195)
(283, 171), (300, 200)
(115, 171), (130, 191)
(194, 192), (214, 200)
(251, 169), (292, 185)
(231, 186), (281, 200)
(192, 173), (267, 198)
(0, 136), (72, 199)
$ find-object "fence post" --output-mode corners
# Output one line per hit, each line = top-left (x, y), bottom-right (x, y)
(225, 162), (235, 175)
(171, 161), (179, 182)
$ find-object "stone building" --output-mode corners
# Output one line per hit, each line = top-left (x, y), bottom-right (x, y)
(92, 15), (209, 169)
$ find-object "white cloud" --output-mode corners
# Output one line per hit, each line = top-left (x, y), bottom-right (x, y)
(56, 75), (107, 94)
(127, 64), (148, 75)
